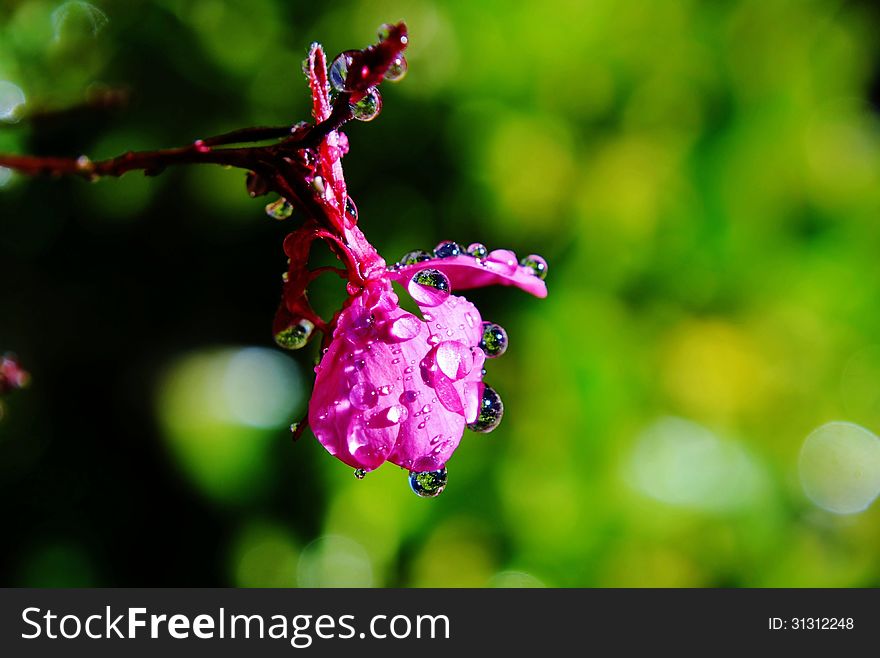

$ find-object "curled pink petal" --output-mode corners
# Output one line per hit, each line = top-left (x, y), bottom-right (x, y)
(389, 248), (548, 298)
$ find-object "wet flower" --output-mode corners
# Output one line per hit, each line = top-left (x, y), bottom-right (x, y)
(275, 27), (548, 494)
(0, 21), (547, 494)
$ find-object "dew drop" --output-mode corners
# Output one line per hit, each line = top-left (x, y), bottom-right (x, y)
(433, 240), (464, 259)
(384, 55), (407, 82)
(467, 384), (504, 433)
(467, 242), (488, 259)
(345, 197), (358, 221)
(377, 23), (394, 41)
(350, 88), (382, 121)
(398, 249), (431, 266)
(388, 314), (422, 341)
(265, 198), (293, 220)
(274, 319), (315, 350)
(354, 468), (366, 480)
(378, 384), (392, 395)
(399, 390), (419, 404)
(485, 249), (518, 274)
(520, 254), (548, 280)
(350, 383), (379, 410)
(409, 468), (448, 498)
(479, 322), (508, 358)
(408, 269), (451, 307)
(329, 50), (356, 91)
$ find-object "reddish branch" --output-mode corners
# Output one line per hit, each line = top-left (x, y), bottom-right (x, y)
(0, 22), (410, 436)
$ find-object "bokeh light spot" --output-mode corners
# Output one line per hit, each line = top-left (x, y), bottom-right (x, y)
(229, 520), (299, 587)
(156, 347), (302, 502)
(297, 535), (373, 588)
(0, 81), (26, 122)
(488, 570), (545, 588)
(799, 421), (880, 515)
(626, 417), (764, 512)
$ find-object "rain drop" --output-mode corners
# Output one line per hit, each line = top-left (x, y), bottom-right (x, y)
(345, 197), (358, 221)
(329, 50), (357, 91)
(467, 243), (488, 259)
(479, 322), (508, 358)
(398, 250), (431, 266)
(409, 468), (448, 498)
(274, 319), (315, 350)
(384, 55), (407, 82)
(354, 468), (366, 480)
(520, 254), (548, 280)
(408, 269), (451, 307)
(265, 198), (293, 220)
(350, 88), (382, 121)
(433, 241), (464, 259)
(468, 384), (504, 433)
(377, 23), (395, 41)
(350, 383), (378, 410)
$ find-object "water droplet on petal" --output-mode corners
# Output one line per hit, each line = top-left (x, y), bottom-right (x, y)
(433, 240), (464, 259)
(485, 249), (518, 274)
(274, 319), (315, 350)
(468, 384), (504, 433)
(377, 384), (392, 395)
(345, 197), (358, 221)
(398, 249), (431, 266)
(354, 468), (366, 480)
(367, 404), (408, 428)
(520, 254), (548, 280)
(409, 468), (448, 498)
(467, 242), (488, 259)
(329, 50), (356, 91)
(265, 198), (293, 220)
(399, 390), (419, 404)
(408, 269), (451, 307)
(350, 88), (382, 121)
(377, 23), (394, 41)
(384, 55), (407, 82)
(388, 314), (422, 341)
(350, 383), (379, 410)
(479, 322), (508, 358)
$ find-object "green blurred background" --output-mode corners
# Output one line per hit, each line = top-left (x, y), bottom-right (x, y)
(2, 0), (880, 587)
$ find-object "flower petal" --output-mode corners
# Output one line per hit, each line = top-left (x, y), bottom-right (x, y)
(309, 277), (486, 473)
(389, 248), (547, 298)
(387, 291), (485, 470)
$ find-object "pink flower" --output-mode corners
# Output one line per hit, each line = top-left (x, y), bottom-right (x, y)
(308, 245), (547, 486)
(273, 25), (548, 496)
